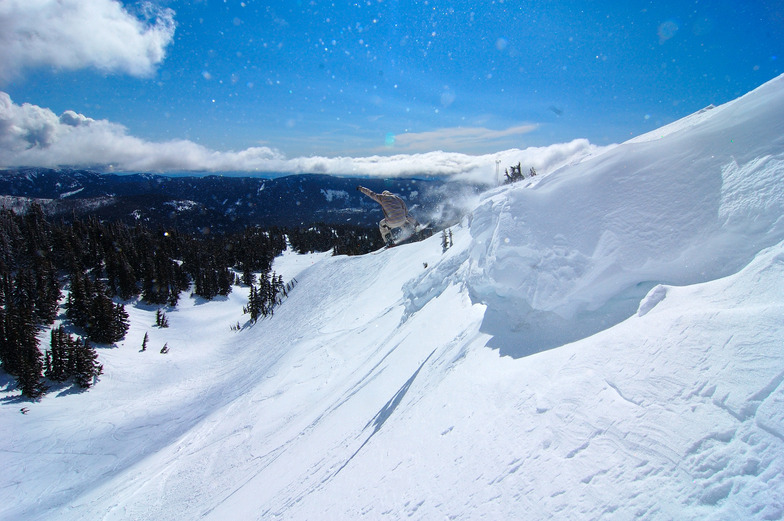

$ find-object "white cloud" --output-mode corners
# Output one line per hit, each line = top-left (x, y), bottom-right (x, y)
(0, 91), (283, 171)
(0, 92), (609, 185)
(0, 0), (175, 82)
(389, 124), (539, 153)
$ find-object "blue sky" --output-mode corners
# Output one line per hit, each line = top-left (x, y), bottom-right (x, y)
(1, 0), (782, 174)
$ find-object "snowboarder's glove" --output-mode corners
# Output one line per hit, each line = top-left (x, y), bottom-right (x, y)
(356, 185), (362, 191)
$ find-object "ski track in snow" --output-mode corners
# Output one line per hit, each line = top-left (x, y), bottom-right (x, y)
(3, 74), (784, 520)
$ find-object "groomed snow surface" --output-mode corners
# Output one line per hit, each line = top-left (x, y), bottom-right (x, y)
(3, 74), (784, 520)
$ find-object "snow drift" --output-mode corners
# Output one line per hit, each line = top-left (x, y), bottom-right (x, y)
(462, 74), (784, 357)
(2, 75), (784, 520)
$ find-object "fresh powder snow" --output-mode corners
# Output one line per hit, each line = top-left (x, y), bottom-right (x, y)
(2, 74), (784, 520)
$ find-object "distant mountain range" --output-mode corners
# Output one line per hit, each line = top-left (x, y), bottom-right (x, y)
(0, 168), (481, 233)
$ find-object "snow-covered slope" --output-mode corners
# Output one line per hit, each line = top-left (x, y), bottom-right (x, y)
(463, 73), (784, 357)
(2, 74), (784, 520)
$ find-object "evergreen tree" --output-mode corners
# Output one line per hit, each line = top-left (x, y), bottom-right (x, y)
(241, 267), (255, 286)
(107, 252), (138, 300)
(17, 350), (47, 399)
(167, 285), (180, 308)
(66, 275), (129, 344)
(12, 298), (45, 399)
(504, 162), (524, 184)
(73, 338), (102, 388)
(1, 271), (46, 398)
(43, 348), (51, 379)
(217, 266), (234, 296)
(243, 271), (288, 323)
(155, 309), (169, 328)
(45, 326), (70, 382)
(140, 250), (185, 305)
(243, 284), (262, 323)
(0, 273), (16, 375)
(141, 331), (149, 352)
(21, 203), (52, 266)
(110, 302), (130, 342)
(65, 268), (92, 328)
(0, 208), (22, 272)
(84, 281), (129, 344)
(34, 265), (61, 325)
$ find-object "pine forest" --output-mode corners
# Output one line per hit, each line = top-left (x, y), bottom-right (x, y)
(0, 203), (382, 399)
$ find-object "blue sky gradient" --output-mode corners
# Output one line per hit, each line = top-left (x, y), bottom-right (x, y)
(1, 0), (782, 172)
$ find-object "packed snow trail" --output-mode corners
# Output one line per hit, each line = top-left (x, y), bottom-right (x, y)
(2, 74), (784, 520)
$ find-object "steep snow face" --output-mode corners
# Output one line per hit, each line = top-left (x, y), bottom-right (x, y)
(466, 74), (784, 357)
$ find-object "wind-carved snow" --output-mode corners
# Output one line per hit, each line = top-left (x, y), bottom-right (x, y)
(3, 74), (784, 521)
(463, 74), (784, 358)
(719, 156), (784, 233)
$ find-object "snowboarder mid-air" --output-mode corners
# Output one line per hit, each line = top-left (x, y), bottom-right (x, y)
(357, 185), (420, 245)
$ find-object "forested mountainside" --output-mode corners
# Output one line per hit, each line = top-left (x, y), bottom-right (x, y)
(0, 169), (479, 233)
(0, 199), (384, 400)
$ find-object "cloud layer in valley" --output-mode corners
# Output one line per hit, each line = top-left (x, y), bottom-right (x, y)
(0, 92), (607, 184)
(0, 0), (175, 82)
(388, 124), (539, 154)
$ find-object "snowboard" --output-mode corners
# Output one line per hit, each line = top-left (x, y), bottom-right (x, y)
(394, 222), (432, 245)
(372, 223), (432, 253)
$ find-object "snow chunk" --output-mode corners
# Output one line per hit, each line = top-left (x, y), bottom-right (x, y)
(637, 285), (667, 317)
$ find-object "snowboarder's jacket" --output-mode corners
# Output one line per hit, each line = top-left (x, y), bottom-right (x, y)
(357, 186), (411, 228)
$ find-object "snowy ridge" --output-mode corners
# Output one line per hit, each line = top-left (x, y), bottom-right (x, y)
(464, 73), (784, 357)
(2, 74), (784, 520)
